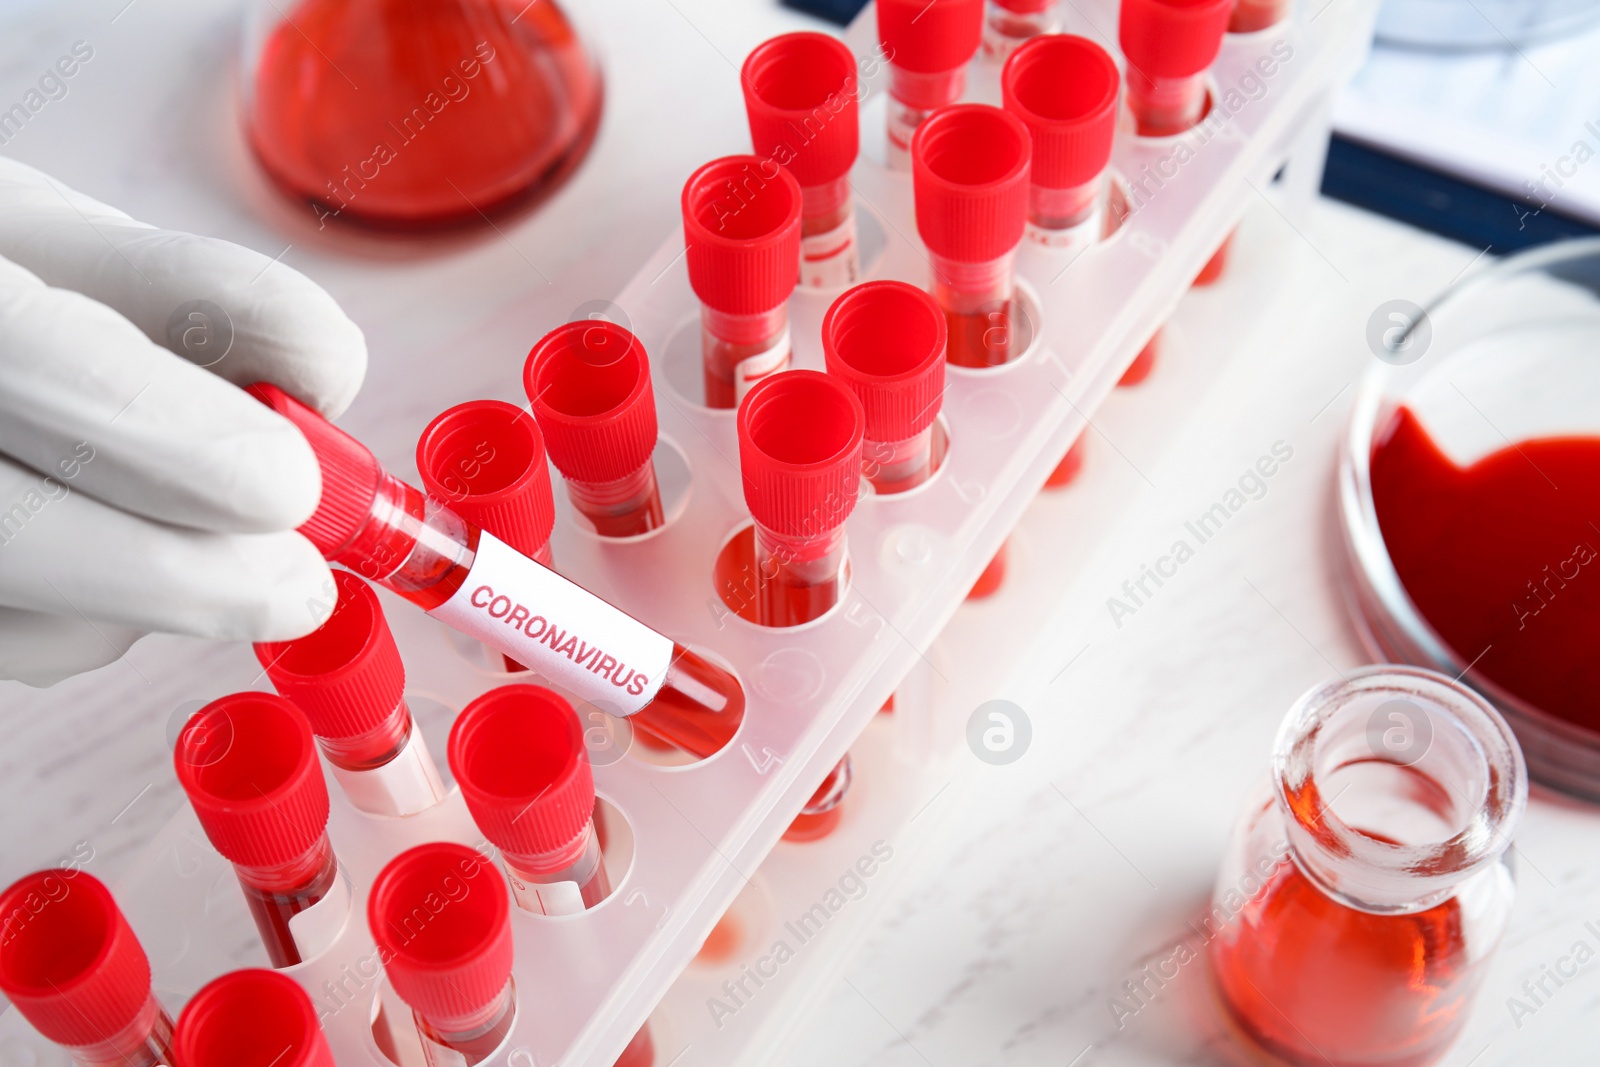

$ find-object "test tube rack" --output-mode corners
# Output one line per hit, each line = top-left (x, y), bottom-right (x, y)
(0, 0), (1378, 1063)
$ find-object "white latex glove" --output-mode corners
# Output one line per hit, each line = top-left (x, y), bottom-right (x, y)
(0, 157), (366, 687)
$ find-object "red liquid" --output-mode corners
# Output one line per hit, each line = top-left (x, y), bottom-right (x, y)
(783, 760), (850, 843)
(1370, 408), (1600, 732)
(247, 0), (602, 229)
(416, 991), (517, 1066)
(582, 492), (665, 538)
(615, 1025), (655, 1067)
(1118, 330), (1162, 387)
(1210, 858), (1474, 1067)
(1044, 434), (1088, 489)
(1193, 230), (1235, 287)
(968, 541), (1008, 600)
(240, 850), (340, 968)
(945, 303), (1014, 368)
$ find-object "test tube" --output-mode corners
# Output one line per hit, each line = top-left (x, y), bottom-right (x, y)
(523, 320), (664, 537)
(368, 842), (516, 1066)
(982, 0), (1059, 61)
(783, 755), (854, 842)
(252, 383), (745, 759)
(682, 156), (803, 409)
(1001, 34), (1119, 247)
(174, 692), (345, 968)
(741, 33), (862, 290)
(0, 871), (175, 1067)
(1229, 0), (1292, 33)
(256, 570), (447, 818)
(877, 0), (985, 166)
(822, 280), (947, 494)
(1119, 0), (1233, 137)
(171, 969), (334, 1067)
(911, 104), (1031, 369)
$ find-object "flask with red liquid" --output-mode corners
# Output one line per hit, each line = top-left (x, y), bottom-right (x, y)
(172, 968), (334, 1067)
(1207, 667), (1525, 1067)
(257, 570), (448, 817)
(174, 692), (349, 969)
(242, 0), (603, 230)
(878, 0), (985, 166)
(742, 33), (863, 291)
(251, 383), (744, 759)
(682, 156), (803, 409)
(524, 320), (665, 537)
(0, 870), (176, 1067)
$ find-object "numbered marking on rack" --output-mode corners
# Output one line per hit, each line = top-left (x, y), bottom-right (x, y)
(1126, 230), (1170, 260)
(624, 888), (672, 929)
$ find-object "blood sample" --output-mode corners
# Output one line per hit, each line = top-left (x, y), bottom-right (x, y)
(243, 0), (602, 230)
(877, 0), (984, 167)
(1208, 667), (1525, 1067)
(252, 383), (745, 759)
(742, 33), (863, 290)
(1001, 35), (1119, 249)
(255, 570), (447, 818)
(1229, 0), (1292, 32)
(782, 755), (854, 842)
(171, 968), (333, 1067)
(1193, 232), (1234, 286)
(1119, 0), (1233, 137)
(0, 871), (175, 1067)
(1043, 433), (1088, 489)
(968, 543), (1008, 599)
(982, 0), (1059, 61)
(1118, 329), (1163, 386)
(682, 156), (803, 409)
(369, 843), (517, 1065)
(524, 320), (664, 537)
(912, 104), (1031, 369)
(173, 692), (346, 968)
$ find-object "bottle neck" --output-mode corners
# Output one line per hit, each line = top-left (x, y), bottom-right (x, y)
(929, 252), (1015, 314)
(233, 833), (337, 895)
(565, 463), (662, 535)
(1126, 68), (1208, 138)
(417, 980), (517, 1051)
(1029, 177), (1101, 233)
(503, 820), (599, 880)
(341, 473), (476, 611)
(701, 304), (787, 348)
(888, 63), (965, 112)
(755, 523), (847, 584)
(317, 697), (412, 770)
(68, 994), (173, 1067)
(864, 428), (936, 493)
(801, 177), (851, 236)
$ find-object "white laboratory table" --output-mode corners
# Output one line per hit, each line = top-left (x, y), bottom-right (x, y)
(1, 2), (1596, 1066)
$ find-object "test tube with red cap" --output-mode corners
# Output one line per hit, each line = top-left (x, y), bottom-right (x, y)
(174, 692), (346, 968)
(912, 103), (1032, 369)
(255, 570), (447, 818)
(524, 320), (665, 537)
(250, 383), (744, 759)
(1001, 35), (1120, 247)
(877, 0), (984, 166)
(822, 280), (947, 494)
(368, 842), (516, 1065)
(682, 156), (803, 409)
(982, 0), (1060, 61)
(741, 33), (862, 291)
(0, 871), (175, 1066)
(171, 969), (333, 1067)
(1119, 0), (1233, 137)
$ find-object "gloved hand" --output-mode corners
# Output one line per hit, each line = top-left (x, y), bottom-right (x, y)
(0, 157), (366, 687)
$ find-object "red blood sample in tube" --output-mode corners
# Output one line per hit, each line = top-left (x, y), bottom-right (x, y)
(251, 384), (744, 759)
(877, 0), (984, 163)
(369, 843), (516, 1065)
(1001, 35), (1119, 241)
(742, 33), (862, 290)
(1119, 0), (1233, 137)
(782, 755), (854, 842)
(822, 280), (947, 494)
(682, 156), (803, 409)
(172, 968), (333, 1067)
(256, 570), (447, 818)
(983, 0), (1058, 60)
(524, 320), (664, 537)
(1193, 230), (1235, 286)
(1044, 433), (1089, 489)
(0, 871), (175, 1067)
(175, 693), (344, 969)
(1118, 329), (1163, 386)
(912, 104), (1031, 369)
(968, 541), (1008, 599)
(1229, 0), (1292, 33)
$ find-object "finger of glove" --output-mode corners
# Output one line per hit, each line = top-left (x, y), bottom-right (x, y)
(0, 607), (145, 688)
(0, 257), (322, 532)
(0, 156), (366, 417)
(0, 452), (335, 640)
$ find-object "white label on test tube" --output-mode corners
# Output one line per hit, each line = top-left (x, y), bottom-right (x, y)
(430, 533), (674, 717)
(329, 726), (447, 818)
(507, 873), (586, 916)
(734, 329), (792, 403)
(286, 867), (352, 962)
(800, 216), (859, 290)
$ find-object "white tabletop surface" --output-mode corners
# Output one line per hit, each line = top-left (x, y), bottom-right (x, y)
(1, 2), (1597, 1067)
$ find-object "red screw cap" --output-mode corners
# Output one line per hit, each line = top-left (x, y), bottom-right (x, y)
(1002, 35), (1120, 190)
(248, 383), (381, 562)
(823, 281), (946, 444)
(1119, 0), (1234, 80)
(173, 969), (334, 1067)
(254, 570), (405, 743)
(524, 321), (658, 486)
(741, 33), (861, 189)
(416, 400), (556, 561)
(877, 0), (984, 74)
(738, 370), (865, 540)
(368, 843), (512, 1031)
(682, 155), (803, 317)
(0, 871), (152, 1050)
(448, 685), (594, 870)
(174, 693), (330, 872)
(912, 104), (1032, 263)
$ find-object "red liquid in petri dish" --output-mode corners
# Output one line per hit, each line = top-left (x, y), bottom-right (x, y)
(246, 0), (602, 229)
(1370, 407), (1600, 732)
